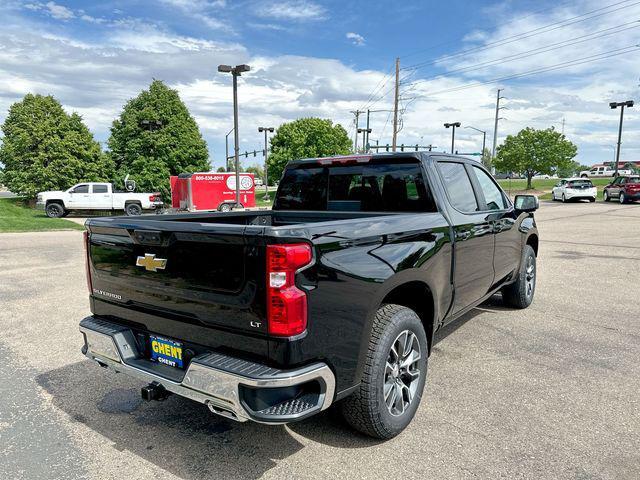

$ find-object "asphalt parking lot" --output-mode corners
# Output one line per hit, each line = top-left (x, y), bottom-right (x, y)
(1, 201), (640, 479)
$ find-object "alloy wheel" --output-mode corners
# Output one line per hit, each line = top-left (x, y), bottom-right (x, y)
(384, 330), (421, 416)
(525, 254), (536, 299)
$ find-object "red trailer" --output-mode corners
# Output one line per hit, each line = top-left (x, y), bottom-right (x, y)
(170, 172), (256, 212)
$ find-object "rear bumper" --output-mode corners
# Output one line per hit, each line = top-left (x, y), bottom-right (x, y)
(79, 316), (335, 424)
(624, 191), (640, 201)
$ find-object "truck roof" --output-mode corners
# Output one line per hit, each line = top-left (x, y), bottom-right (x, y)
(286, 151), (470, 166)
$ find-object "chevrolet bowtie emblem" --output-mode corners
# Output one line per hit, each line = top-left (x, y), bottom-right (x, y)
(136, 253), (167, 272)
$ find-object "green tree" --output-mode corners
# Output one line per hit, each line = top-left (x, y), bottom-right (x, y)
(245, 164), (264, 179)
(0, 94), (112, 198)
(267, 118), (352, 182)
(108, 80), (209, 197)
(216, 166), (226, 172)
(494, 127), (577, 189)
(556, 160), (582, 178)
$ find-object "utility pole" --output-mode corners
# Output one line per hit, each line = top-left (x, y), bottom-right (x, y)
(610, 100), (634, 177)
(365, 110), (371, 152)
(392, 57), (400, 152)
(444, 122), (461, 154)
(492, 88), (506, 169)
(218, 64), (251, 209)
(350, 110), (364, 152)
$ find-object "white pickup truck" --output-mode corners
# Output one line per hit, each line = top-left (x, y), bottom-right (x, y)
(37, 182), (162, 218)
(579, 166), (633, 178)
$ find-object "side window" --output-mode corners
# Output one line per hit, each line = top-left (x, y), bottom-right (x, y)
(437, 162), (478, 213)
(72, 184), (89, 193)
(472, 166), (507, 210)
(92, 185), (108, 193)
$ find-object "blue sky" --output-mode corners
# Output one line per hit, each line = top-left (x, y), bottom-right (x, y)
(1, 0), (639, 169)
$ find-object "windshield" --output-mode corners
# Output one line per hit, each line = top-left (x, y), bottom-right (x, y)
(274, 161), (437, 212)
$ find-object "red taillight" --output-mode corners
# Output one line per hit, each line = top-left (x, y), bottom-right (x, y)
(149, 194), (156, 202)
(266, 244), (313, 336)
(83, 230), (92, 294)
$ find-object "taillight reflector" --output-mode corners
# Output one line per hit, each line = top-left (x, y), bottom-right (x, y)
(266, 244), (312, 336)
(83, 230), (93, 294)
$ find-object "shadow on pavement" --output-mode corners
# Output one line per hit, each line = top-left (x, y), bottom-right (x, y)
(36, 359), (380, 479)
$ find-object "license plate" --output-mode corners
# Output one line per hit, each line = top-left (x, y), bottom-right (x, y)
(150, 336), (184, 368)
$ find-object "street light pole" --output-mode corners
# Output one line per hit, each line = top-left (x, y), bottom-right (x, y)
(357, 128), (372, 153)
(258, 126), (274, 200)
(465, 126), (487, 159)
(218, 63), (250, 209)
(444, 122), (461, 154)
(610, 100), (634, 177)
(225, 127), (234, 172)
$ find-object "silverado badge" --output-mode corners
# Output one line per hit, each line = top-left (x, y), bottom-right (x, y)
(136, 253), (167, 272)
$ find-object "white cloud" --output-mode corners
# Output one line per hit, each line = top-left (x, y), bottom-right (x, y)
(44, 1), (74, 20)
(346, 32), (365, 46)
(257, 1), (326, 21)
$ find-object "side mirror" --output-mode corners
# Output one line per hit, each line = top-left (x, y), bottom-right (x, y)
(514, 194), (538, 212)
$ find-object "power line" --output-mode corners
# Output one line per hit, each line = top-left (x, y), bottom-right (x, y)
(400, 0), (579, 61)
(401, 21), (640, 89)
(401, 44), (640, 100)
(403, 0), (640, 71)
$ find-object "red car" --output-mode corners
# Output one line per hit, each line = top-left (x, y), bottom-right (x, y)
(603, 175), (640, 203)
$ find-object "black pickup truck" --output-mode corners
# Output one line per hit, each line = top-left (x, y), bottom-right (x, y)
(80, 152), (539, 439)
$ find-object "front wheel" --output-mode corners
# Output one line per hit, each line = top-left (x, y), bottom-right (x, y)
(125, 203), (142, 216)
(603, 190), (610, 202)
(581, 174), (588, 178)
(502, 245), (536, 309)
(45, 203), (65, 218)
(340, 304), (428, 439)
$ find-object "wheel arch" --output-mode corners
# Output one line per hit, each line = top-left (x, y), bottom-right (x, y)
(45, 199), (65, 208)
(526, 233), (539, 256)
(379, 281), (436, 355)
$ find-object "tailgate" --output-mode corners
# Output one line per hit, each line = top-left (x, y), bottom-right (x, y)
(87, 218), (268, 337)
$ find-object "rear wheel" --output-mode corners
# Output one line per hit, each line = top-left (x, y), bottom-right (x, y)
(620, 192), (627, 204)
(502, 245), (536, 309)
(45, 202), (65, 218)
(219, 203), (232, 212)
(125, 203), (142, 216)
(561, 193), (566, 203)
(340, 304), (428, 439)
(589, 197), (596, 202)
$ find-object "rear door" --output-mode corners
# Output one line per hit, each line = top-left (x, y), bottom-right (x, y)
(436, 160), (495, 316)
(90, 184), (112, 209)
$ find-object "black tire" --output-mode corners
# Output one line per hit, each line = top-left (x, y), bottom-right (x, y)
(619, 192), (626, 204)
(561, 193), (566, 203)
(580, 174), (588, 178)
(589, 197), (596, 203)
(219, 203), (232, 212)
(603, 190), (610, 202)
(340, 304), (428, 439)
(45, 202), (65, 218)
(502, 245), (536, 309)
(125, 203), (142, 216)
